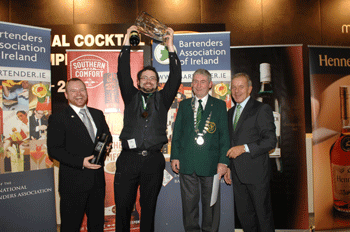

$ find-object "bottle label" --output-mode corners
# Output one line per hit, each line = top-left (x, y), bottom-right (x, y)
(95, 141), (104, 152)
(273, 111), (281, 137)
(130, 31), (138, 37)
(332, 164), (350, 202)
(341, 136), (350, 152)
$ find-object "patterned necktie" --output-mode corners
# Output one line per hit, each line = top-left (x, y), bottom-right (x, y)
(80, 109), (95, 142)
(233, 104), (242, 130)
(196, 99), (203, 128)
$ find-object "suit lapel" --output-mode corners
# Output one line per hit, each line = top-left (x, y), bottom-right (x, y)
(203, 96), (214, 116)
(188, 98), (195, 131)
(228, 107), (234, 136)
(68, 106), (95, 143)
(89, 107), (101, 136)
(198, 96), (213, 130)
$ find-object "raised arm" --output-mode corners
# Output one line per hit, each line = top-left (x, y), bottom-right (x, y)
(160, 27), (182, 109)
(117, 26), (139, 105)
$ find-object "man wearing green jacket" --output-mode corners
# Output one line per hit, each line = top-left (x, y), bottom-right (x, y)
(170, 69), (230, 232)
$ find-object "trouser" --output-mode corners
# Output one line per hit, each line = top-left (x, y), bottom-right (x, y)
(114, 149), (165, 232)
(231, 168), (275, 232)
(180, 173), (220, 232)
(60, 187), (105, 232)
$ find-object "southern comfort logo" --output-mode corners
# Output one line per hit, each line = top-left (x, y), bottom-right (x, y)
(69, 54), (109, 88)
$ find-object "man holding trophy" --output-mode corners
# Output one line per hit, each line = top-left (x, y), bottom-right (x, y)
(114, 22), (182, 232)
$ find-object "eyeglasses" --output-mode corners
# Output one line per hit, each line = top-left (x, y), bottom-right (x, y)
(140, 76), (157, 81)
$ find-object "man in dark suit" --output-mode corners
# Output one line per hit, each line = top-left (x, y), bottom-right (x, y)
(48, 78), (111, 232)
(29, 109), (48, 140)
(171, 69), (230, 232)
(225, 73), (276, 232)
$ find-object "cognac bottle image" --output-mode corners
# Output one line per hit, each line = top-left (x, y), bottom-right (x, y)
(330, 86), (350, 213)
(257, 63), (282, 172)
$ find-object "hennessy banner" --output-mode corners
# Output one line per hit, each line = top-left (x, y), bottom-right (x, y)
(0, 22), (56, 231)
(310, 46), (350, 230)
(66, 49), (144, 231)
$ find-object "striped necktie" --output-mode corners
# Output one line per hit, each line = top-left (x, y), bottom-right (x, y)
(233, 104), (241, 130)
(196, 99), (203, 128)
(80, 109), (95, 142)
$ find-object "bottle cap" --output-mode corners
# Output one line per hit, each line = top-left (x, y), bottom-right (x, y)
(260, 63), (271, 82)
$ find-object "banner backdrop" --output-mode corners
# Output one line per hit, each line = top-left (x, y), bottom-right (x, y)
(230, 45), (309, 229)
(310, 46), (350, 230)
(152, 32), (234, 231)
(66, 49), (144, 231)
(0, 22), (56, 231)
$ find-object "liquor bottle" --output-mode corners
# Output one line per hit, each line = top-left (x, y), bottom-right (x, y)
(330, 86), (350, 213)
(257, 63), (282, 172)
(129, 31), (140, 46)
(90, 133), (113, 165)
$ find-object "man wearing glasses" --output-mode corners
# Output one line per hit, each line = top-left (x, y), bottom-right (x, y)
(114, 25), (182, 232)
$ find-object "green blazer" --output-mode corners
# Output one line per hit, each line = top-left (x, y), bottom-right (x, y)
(170, 95), (230, 177)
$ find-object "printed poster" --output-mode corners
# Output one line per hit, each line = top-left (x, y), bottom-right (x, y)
(310, 46), (350, 231)
(0, 21), (55, 231)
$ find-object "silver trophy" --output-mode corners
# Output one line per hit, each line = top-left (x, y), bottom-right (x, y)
(135, 11), (168, 42)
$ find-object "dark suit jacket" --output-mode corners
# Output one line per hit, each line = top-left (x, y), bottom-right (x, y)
(171, 95), (230, 177)
(29, 114), (48, 140)
(47, 105), (111, 193)
(228, 97), (276, 184)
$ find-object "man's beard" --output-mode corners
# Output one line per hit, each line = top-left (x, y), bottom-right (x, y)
(139, 86), (157, 93)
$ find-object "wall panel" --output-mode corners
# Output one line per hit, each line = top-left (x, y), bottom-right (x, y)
(9, 0), (73, 25)
(74, 0), (136, 24)
(0, 0), (9, 22)
(320, 0), (350, 45)
(202, 0), (263, 46)
(262, 0), (321, 45)
(138, 0), (201, 24)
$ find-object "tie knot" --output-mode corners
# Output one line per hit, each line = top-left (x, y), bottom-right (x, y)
(237, 104), (241, 109)
(198, 99), (202, 104)
(80, 109), (88, 117)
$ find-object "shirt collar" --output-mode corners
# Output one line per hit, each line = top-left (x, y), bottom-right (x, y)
(236, 96), (250, 110)
(69, 104), (88, 116)
(195, 94), (209, 109)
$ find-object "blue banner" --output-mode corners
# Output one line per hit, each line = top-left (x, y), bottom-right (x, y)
(155, 163), (234, 231)
(0, 22), (51, 82)
(153, 32), (231, 83)
(0, 169), (56, 231)
(0, 21), (55, 231)
(153, 32), (234, 231)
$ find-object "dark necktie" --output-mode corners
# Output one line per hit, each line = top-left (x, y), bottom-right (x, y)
(196, 99), (203, 128)
(80, 109), (95, 141)
(233, 104), (241, 130)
